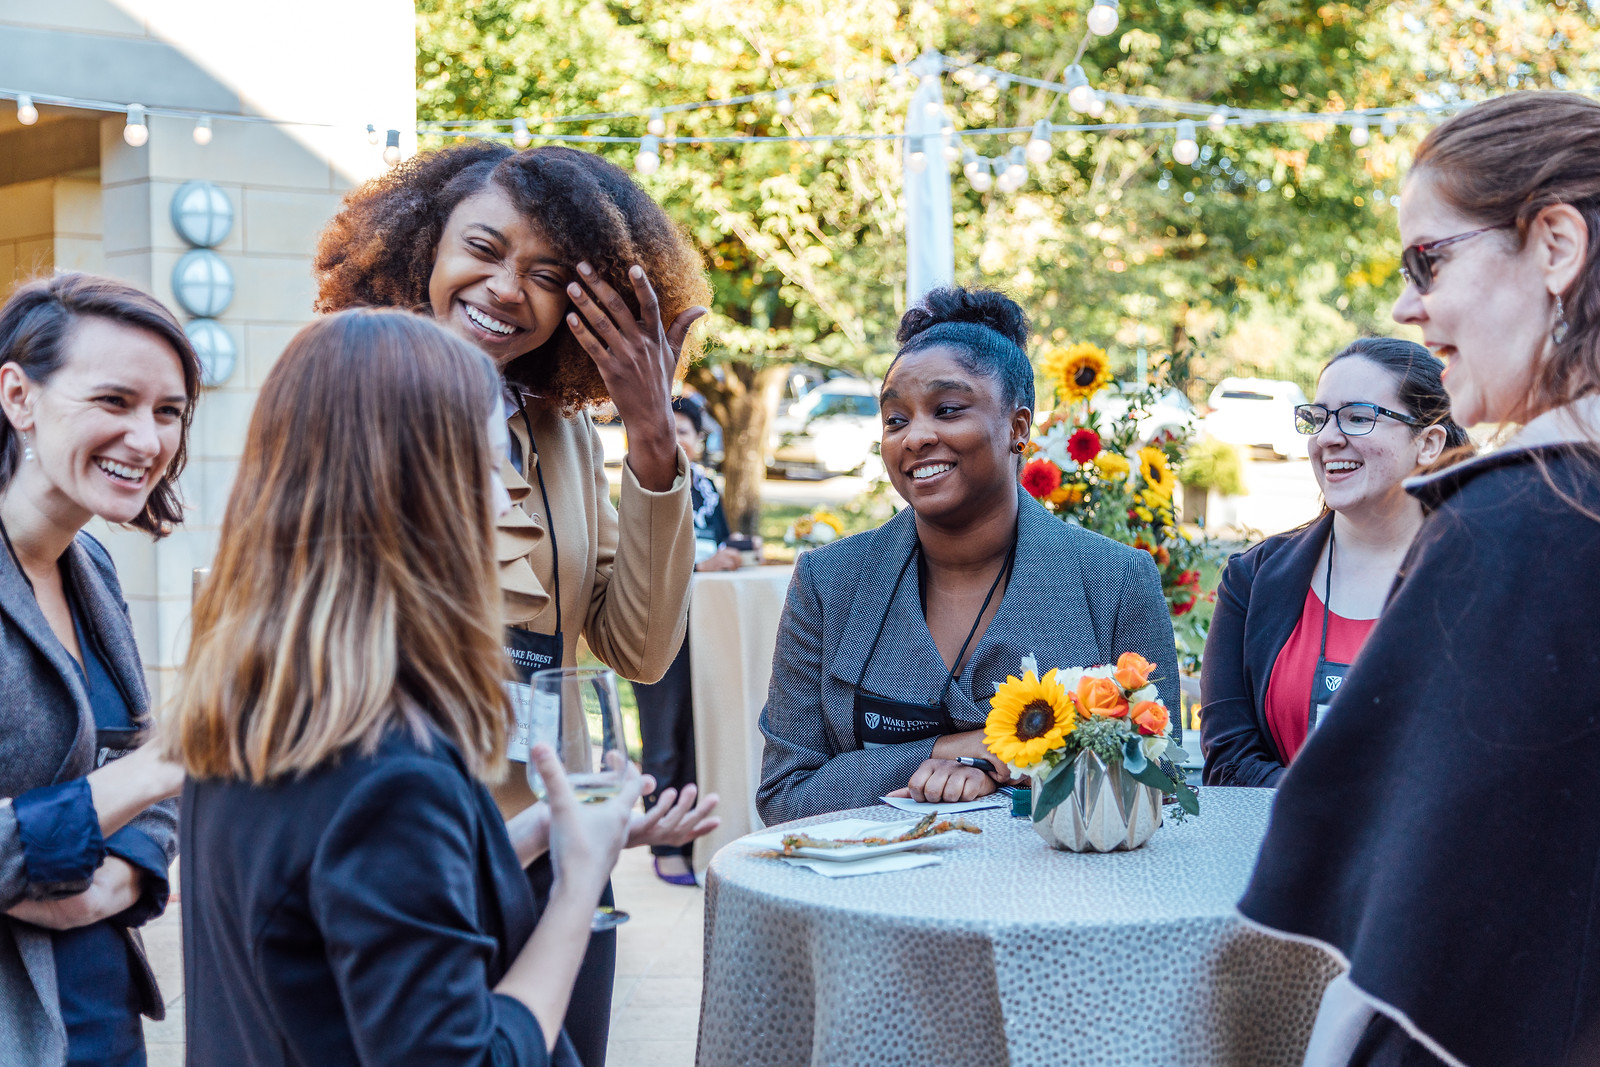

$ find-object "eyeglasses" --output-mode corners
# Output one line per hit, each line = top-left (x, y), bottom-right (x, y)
(1399, 225), (1511, 294)
(1294, 402), (1419, 437)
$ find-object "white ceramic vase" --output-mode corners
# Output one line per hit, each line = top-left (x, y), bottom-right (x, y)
(1032, 749), (1163, 852)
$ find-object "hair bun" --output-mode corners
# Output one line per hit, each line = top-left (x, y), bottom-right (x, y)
(896, 286), (1029, 350)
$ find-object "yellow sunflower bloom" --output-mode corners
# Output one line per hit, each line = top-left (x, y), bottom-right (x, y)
(1094, 452), (1131, 479)
(1137, 446), (1177, 501)
(1040, 342), (1113, 404)
(985, 669), (1076, 768)
(813, 511), (845, 536)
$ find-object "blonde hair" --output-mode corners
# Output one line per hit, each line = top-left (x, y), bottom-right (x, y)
(165, 309), (510, 782)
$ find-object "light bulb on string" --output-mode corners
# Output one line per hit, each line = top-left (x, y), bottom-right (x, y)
(971, 68), (993, 89)
(16, 95), (38, 126)
(962, 147), (982, 182)
(1349, 115), (1370, 147)
(511, 117), (532, 148)
(1026, 119), (1054, 165)
(366, 123), (380, 145)
(647, 108), (666, 137)
(1207, 108), (1229, 133)
(943, 133), (962, 164)
(923, 99), (943, 118)
(995, 73), (1012, 92)
(1172, 119), (1199, 166)
(1380, 113), (1398, 138)
(1000, 145), (1028, 191)
(382, 129), (401, 166)
(905, 135), (928, 173)
(775, 89), (794, 116)
(1086, 92), (1106, 118)
(1065, 65), (1095, 113)
(889, 64), (908, 90)
(635, 134), (661, 175)
(1087, 0), (1120, 36)
(123, 105), (148, 148)
(192, 116), (212, 145)
(970, 157), (994, 193)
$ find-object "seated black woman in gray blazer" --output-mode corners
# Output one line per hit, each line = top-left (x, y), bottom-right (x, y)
(758, 288), (1179, 825)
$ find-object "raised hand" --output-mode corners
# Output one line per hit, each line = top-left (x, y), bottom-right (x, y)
(565, 261), (707, 492)
(627, 783), (721, 849)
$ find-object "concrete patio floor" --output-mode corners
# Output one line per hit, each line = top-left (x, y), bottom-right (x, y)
(143, 846), (706, 1067)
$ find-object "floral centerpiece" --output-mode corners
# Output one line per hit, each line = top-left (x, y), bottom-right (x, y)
(1023, 342), (1218, 672)
(985, 652), (1198, 852)
(783, 509), (845, 551)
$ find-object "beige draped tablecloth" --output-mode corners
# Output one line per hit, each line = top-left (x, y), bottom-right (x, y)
(688, 565), (794, 868)
(697, 788), (1340, 1067)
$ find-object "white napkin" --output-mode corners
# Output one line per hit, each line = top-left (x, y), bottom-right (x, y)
(782, 852), (944, 878)
(879, 795), (1010, 815)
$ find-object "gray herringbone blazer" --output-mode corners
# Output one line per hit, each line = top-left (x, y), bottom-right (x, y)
(758, 485), (1180, 825)
(0, 531), (178, 1067)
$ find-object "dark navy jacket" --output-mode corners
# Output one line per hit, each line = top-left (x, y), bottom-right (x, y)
(1199, 512), (1333, 787)
(181, 727), (577, 1067)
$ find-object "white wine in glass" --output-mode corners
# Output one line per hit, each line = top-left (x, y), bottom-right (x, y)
(528, 666), (631, 932)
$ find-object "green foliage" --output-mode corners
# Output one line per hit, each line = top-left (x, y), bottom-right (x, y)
(1179, 436), (1247, 495)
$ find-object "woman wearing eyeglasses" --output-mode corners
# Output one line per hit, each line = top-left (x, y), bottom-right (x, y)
(1199, 338), (1467, 787)
(1239, 92), (1600, 1067)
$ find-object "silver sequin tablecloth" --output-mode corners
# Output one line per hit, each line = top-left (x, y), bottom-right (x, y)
(697, 787), (1339, 1067)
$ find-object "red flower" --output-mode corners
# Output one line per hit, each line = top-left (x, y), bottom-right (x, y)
(1172, 594), (1197, 616)
(1177, 569), (1201, 589)
(1021, 458), (1063, 500)
(1066, 427), (1102, 464)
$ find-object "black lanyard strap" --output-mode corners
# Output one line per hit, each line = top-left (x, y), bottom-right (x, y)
(856, 529), (1017, 703)
(510, 389), (562, 641)
(1318, 525), (1336, 664)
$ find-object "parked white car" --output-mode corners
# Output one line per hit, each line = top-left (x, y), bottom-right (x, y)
(1088, 383), (1199, 446)
(767, 377), (882, 479)
(1202, 377), (1309, 460)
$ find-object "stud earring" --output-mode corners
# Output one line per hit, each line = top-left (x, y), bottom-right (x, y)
(1554, 294), (1570, 345)
(1013, 441), (1026, 454)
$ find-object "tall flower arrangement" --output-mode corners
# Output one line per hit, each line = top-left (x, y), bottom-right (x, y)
(1024, 343), (1216, 670)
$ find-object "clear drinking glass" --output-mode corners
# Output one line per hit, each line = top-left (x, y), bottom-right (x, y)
(524, 666), (631, 931)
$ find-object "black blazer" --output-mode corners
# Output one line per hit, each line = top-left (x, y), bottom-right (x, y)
(181, 727), (577, 1067)
(1199, 512), (1332, 787)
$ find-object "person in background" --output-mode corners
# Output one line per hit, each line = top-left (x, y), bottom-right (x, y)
(314, 142), (718, 1066)
(1239, 91), (1600, 1067)
(0, 274), (196, 1067)
(631, 395), (735, 886)
(758, 287), (1178, 824)
(1199, 338), (1468, 787)
(171, 308), (642, 1066)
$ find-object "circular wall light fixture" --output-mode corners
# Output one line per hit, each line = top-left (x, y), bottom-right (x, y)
(170, 180), (233, 248)
(172, 248), (234, 318)
(184, 318), (237, 386)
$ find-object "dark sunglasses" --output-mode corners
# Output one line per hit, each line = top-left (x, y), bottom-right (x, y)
(1294, 402), (1419, 437)
(1399, 225), (1512, 294)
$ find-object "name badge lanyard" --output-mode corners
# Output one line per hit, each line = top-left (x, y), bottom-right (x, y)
(853, 532), (1016, 748)
(1309, 526), (1349, 732)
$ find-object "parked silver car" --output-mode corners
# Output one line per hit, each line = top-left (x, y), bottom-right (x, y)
(766, 378), (882, 479)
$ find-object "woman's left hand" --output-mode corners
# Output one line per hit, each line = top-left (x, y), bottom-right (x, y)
(627, 783), (721, 849)
(887, 760), (1000, 804)
(4, 857), (142, 930)
(695, 547), (743, 573)
(565, 261), (707, 492)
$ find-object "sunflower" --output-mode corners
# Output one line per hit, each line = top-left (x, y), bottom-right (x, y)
(1136, 446), (1177, 501)
(985, 669), (1076, 768)
(1040, 342), (1113, 404)
(1093, 452), (1131, 479)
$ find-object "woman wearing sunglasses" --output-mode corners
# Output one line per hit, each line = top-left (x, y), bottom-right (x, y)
(1239, 92), (1600, 1067)
(1200, 339), (1466, 787)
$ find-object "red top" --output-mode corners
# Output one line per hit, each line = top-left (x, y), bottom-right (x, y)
(1264, 586), (1378, 765)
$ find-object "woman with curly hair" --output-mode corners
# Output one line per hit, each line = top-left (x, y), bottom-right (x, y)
(314, 142), (719, 1067)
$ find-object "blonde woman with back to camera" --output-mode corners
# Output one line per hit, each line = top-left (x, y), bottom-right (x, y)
(1238, 92), (1600, 1067)
(168, 309), (637, 1066)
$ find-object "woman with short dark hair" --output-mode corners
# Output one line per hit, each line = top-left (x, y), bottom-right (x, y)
(1200, 337), (1468, 787)
(0, 273), (198, 1066)
(1240, 91), (1600, 1067)
(758, 287), (1179, 822)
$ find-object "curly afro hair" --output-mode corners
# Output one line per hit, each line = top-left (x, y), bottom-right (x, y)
(313, 143), (710, 410)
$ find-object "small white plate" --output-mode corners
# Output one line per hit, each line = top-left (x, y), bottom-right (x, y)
(744, 818), (967, 862)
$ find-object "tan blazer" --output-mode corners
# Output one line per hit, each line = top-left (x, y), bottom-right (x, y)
(492, 400), (694, 815)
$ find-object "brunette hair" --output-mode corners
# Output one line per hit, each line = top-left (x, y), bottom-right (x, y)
(165, 309), (510, 783)
(1412, 92), (1600, 418)
(1325, 337), (1473, 470)
(312, 143), (710, 411)
(0, 273), (201, 535)
(892, 287), (1035, 412)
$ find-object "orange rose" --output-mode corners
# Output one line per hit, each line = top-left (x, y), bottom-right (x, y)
(1132, 700), (1170, 737)
(1075, 675), (1129, 719)
(1114, 651), (1156, 691)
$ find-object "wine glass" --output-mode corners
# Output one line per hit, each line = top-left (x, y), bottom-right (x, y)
(525, 666), (631, 932)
